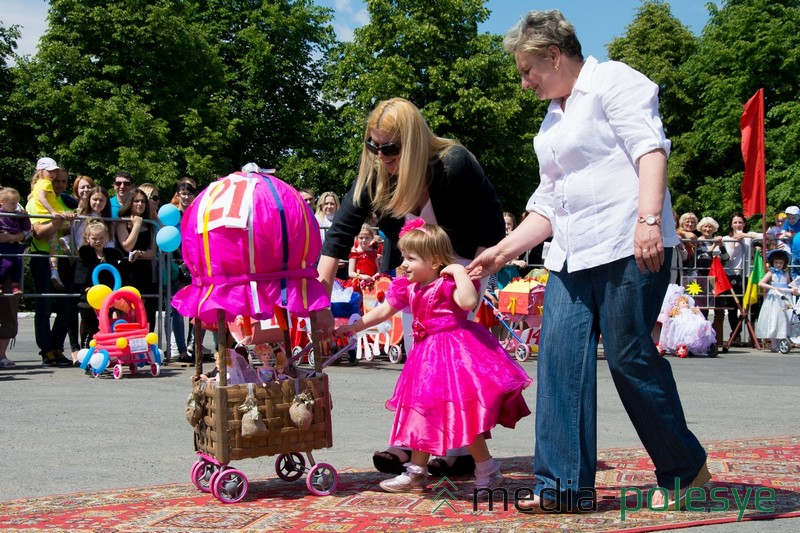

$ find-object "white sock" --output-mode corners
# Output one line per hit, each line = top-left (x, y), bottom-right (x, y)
(403, 462), (427, 476)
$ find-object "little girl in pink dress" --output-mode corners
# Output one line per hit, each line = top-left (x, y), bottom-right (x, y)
(337, 220), (531, 493)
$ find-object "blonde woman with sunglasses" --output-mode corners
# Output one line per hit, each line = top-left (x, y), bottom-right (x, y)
(315, 97), (506, 479)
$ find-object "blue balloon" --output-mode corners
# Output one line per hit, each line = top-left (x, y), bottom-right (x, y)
(91, 263), (122, 290)
(156, 226), (181, 253)
(158, 204), (181, 227)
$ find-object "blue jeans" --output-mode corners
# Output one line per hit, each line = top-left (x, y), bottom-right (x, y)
(533, 251), (706, 504)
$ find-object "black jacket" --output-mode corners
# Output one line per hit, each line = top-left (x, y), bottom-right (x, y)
(321, 145), (505, 271)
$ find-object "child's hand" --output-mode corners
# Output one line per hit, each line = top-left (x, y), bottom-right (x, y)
(440, 263), (467, 278)
(335, 324), (357, 339)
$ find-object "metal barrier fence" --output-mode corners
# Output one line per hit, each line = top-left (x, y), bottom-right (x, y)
(0, 211), (167, 351)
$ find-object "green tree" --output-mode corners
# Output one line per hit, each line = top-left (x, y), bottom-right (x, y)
(675, 0), (800, 227)
(184, 0), (336, 191)
(10, 0), (335, 193)
(0, 21), (26, 191)
(322, 0), (542, 213)
(12, 0), (234, 188)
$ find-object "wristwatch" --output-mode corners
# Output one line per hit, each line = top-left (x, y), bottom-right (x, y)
(637, 215), (661, 226)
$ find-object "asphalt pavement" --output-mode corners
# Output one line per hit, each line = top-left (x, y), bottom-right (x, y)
(0, 315), (798, 532)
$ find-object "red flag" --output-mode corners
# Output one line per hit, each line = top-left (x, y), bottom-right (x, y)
(741, 89), (766, 218)
(709, 256), (732, 296)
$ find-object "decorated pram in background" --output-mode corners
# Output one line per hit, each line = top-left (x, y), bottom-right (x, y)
(173, 167), (344, 503)
(353, 274), (405, 363)
(493, 274), (546, 361)
(657, 284), (718, 358)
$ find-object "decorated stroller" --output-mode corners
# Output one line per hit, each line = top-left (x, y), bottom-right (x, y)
(778, 287), (800, 353)
(657, 284), (718, 358)
(173, 168), (346, 503)
(355, 275), (405, 363)
(493, 276), (546, 361)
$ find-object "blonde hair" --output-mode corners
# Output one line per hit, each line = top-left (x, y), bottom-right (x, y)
(678, 212), (697, 228)
(353, 98), (459, 217)
(138, 182), (159, 202)
(0, 187), (20, 203)
(398, 223), (455, 267)
(670, 296), (691, 317)
(315, 191), (340, 215)
(83, 218), (110, 243)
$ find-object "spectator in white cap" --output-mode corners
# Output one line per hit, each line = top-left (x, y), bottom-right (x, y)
(26, 157), (76, 367)
(28, 157), (75, 291)
(780, 205), (800, 244)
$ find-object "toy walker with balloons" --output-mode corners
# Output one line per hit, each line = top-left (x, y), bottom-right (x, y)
(77, 263), (164, 378)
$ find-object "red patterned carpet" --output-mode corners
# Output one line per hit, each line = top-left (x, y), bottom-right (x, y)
(1, 436), (799, 532)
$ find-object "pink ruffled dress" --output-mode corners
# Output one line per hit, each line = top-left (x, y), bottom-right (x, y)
(172, 171), (330, 322)
(385, 275), (532, 456)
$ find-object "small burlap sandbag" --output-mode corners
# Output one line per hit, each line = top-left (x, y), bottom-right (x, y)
(239, 383), (267, 437)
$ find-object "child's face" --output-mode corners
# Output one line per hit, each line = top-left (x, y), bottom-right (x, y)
(504, 216), (514, 234)
(0, 198), (18, 212)
(86, 229), (108, 251)
(357, 230), (372, 248)
(400, 250), (438, 284)
(773, 258), (786, 269)
(89, 192), (107, 214)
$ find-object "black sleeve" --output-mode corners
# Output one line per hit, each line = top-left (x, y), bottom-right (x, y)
(320, 181), (373, 261)
(429, 147), (505, 259)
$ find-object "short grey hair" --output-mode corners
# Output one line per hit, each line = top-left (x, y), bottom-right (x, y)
(697, 217), (719, 233)
(503, 9), (583, 60)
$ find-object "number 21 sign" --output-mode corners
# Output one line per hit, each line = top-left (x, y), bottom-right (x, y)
(195, 174), (257, 232)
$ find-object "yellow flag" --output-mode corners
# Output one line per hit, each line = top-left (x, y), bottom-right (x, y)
(743, 248), (764, 309)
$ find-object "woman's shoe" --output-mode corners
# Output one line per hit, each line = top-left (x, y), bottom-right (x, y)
(666, 461), (712, 510)
(372, 450), (407, 475)
(517, 495), (593, 514)
(427, 454), (476, 477)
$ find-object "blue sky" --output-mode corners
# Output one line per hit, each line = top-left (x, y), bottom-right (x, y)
(2, 0), (719, 60)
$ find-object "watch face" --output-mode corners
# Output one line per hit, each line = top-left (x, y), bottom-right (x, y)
(646, 215), (657, 225)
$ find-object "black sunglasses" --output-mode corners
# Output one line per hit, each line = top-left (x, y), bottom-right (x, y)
(115, 180), (132, 187)
(365, 138), (401, 157)
(149, 195), (160, 202)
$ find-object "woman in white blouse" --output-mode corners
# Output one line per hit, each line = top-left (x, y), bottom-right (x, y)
(469, 9), (708, 513)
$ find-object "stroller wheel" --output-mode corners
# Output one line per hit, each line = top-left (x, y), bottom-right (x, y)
(676, 345), (689, 358)
(779, 338), (791, 354)
(388, 345), (404, 364)
(706, 343), (718, 358)
(514, 344), (530, 362)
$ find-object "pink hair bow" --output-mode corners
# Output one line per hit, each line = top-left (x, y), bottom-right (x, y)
(399, 218), (427, 237)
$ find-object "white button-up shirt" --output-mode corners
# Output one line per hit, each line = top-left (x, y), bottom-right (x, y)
(527, 56), (679, 273)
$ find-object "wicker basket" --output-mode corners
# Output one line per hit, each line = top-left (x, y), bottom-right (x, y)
(193, 373), (333, 464)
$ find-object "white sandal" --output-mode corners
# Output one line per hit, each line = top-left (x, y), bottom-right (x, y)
(0, 358), (16, 368)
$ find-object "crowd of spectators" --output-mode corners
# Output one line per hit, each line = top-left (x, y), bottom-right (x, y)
(0, 157), (206, 368)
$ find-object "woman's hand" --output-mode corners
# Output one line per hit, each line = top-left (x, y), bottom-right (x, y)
(634, 223), (664, 273)
(335, 323), (357, 339)
(131, 215), (143, 228)
(440, 263), (468, 278)
(467, 245), (510, 278)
